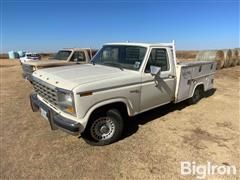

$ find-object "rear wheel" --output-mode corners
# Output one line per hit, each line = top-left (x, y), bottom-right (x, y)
(82, 109), (124, 146)
(188, 86), (203, 105)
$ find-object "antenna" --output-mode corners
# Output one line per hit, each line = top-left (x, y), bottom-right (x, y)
(90, 46), (92, 58)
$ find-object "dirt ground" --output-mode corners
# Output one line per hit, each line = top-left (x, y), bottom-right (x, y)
(0, 59), (239, 179)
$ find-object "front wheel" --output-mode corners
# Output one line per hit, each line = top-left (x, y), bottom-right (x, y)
(82, 109), (124, 146)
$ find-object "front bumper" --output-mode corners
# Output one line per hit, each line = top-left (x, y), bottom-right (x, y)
(30, 93), (83, 135)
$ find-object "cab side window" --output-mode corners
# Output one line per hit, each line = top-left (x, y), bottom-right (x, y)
(145, 48), (169, 73)
(70, 51), (86, 62)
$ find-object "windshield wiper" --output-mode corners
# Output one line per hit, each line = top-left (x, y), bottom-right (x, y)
(103, 62), (124, 71)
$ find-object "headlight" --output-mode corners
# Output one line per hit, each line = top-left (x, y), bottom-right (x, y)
(57, 89), (75, 115)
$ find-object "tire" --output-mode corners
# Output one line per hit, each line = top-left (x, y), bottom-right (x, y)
(188, 86), (203, 105)
(82, 108), (124, 146)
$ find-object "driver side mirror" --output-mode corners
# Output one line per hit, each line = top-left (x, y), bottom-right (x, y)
(150, 65), (161, 76)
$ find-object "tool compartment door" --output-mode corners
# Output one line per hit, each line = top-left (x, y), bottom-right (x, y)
(176, 66), (192, 102)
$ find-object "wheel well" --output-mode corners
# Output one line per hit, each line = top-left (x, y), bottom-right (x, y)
(192, 84), (204, 97)
(196, 84), (204, 91)
(89, 102), (128, 120)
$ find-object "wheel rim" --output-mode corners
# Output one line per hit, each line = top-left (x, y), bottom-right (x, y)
(90, 117), (115, 141)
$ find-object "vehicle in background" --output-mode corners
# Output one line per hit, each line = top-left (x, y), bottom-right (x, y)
(21, 48), (98, 79)
(29, 41), (216, 146)
(20, 53), (41, 63)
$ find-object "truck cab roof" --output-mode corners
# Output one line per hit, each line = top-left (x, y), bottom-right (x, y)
(62, 48), (98, 51)
(104, 42), (175, 48)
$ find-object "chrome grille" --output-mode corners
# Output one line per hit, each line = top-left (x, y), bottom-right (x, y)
(22, 64), (33, 75)
(31, 77), (58, 106)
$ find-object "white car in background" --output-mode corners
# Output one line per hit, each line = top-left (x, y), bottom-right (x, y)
(20, 53), (41, 63)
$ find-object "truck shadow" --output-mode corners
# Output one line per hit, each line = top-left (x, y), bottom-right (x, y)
(121, 88), (216, 140)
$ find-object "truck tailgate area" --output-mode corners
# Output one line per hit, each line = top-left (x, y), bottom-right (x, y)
(175, 61), (217, 102)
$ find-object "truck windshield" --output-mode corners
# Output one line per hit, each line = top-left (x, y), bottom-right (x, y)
(54, 50), (72, 60)
(92, 45), (147, 71)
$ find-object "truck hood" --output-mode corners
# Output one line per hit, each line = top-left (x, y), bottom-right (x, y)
(23, 59), (73, 67)
(32, 64), (140, 91)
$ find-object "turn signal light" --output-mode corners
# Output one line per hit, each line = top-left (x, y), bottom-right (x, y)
(79, 91), (93, 97)
(66, 107), (74, 113)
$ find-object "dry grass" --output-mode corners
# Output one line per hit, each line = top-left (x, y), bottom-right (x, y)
(0, 59), (20, 67)
(0, 59), (239, 179)
(176, 51), (198, 60)
(0, 54), (8, 59)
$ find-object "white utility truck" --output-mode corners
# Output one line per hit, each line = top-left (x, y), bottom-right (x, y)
(29, 41), (216, 145)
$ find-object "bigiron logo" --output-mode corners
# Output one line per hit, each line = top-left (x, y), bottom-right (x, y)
(180, 161), (237, 179)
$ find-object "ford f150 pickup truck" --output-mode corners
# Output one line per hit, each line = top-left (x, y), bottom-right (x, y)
(29, 41), (216, 145)
(22, 48), (97, 79)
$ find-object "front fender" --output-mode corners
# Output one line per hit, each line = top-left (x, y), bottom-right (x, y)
(80, 98), (132, 129)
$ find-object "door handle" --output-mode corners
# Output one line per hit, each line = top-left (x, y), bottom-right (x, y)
(168, 75), (175, 79)
(130, 90), (140, 93)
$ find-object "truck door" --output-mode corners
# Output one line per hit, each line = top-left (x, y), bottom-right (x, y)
(140, 47), (176, 111)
